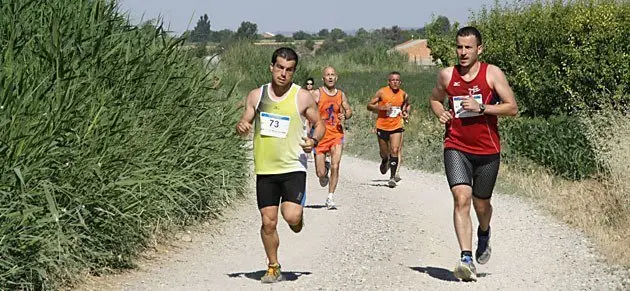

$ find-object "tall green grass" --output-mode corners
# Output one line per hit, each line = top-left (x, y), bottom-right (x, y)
(0, 0), (248, 289)
(305, 43), (409, 73)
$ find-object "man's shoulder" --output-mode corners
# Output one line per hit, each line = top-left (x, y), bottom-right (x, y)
(440, 66), (455, 76)
(483, 63), (506, 86)
(248, 85), (266, 97)
(484, 63), (503, 75)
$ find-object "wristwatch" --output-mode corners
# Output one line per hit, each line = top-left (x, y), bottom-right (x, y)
(479, 104), (486, 114)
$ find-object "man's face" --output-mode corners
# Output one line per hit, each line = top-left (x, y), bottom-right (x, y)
(456, 35), (482, 67)
(388, 74), (401, 90)
(322, 67), (337, 88)
(270, 57), (296, 86)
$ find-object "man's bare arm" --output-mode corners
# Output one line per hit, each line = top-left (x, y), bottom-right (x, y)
(299, 89), (325, 141)
(341, 91), (353, 119)
(429, 68), (453, 124)
(235, 88), (260, 136)
(367, 89), (383, 113)
(484, 65), (518, 116)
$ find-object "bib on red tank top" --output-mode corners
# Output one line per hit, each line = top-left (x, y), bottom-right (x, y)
(444, 62), (501, 155)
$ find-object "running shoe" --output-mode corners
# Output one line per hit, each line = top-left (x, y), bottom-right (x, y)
(453, 255), (477, 282)
(476, 226), (491, 264)
(261, 263), (282, 283)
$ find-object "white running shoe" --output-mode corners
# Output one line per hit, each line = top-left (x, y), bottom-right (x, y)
(325, 197), (337, 210)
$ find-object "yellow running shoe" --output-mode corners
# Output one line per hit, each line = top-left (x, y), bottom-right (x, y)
(261, 263), (282, 283)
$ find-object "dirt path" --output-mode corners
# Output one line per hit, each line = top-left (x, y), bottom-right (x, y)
(78, 156), (629, 290)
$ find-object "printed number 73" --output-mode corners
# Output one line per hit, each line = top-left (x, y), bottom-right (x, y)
(269, 120), (280, 128)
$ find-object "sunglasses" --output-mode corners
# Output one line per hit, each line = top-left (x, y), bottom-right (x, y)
(306, 83), (313, 85)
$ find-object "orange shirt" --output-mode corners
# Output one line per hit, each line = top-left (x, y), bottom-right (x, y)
(318, 87), (344, 137)
(376, 86), (406, 131)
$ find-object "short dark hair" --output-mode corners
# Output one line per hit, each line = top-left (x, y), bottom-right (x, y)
(456, 26), (483, 46)
(272, 47), (299, 66)
(304, 77), (314, 86)
(389, 71), (401, 77)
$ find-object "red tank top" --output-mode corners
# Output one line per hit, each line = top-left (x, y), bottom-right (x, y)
(318, 87), (344, 136)
(445, 62), (500, 155)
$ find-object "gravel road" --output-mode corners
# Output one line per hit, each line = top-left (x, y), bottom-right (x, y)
(78, 156), (629, 290)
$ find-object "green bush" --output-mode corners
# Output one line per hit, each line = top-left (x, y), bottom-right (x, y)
(469, 0), (630, 117)
(0, 0), (247, 289)
(501, 116), (600, 180)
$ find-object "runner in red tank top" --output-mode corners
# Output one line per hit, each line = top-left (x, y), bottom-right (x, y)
(428, 26), (518, 282)
(311, 66), (352, 210)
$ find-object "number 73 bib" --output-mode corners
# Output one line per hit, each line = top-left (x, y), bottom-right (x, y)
(260, 112), (291, 138)
(453, 94), (483, 118)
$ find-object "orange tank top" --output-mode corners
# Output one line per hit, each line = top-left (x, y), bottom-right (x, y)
(318, 87), (344, 136)
(376, 86), (406, 131)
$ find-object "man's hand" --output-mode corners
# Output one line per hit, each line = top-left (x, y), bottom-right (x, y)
(299, 136), (316, 153)
(438, 110), (453, 124)
(236, 120), (252, 137)
(379, 103), (392, 112)
(337, 113), (346, 123)
(461, 97), (481, 113)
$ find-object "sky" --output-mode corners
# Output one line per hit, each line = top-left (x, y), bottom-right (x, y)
(117, 0), (501, 35)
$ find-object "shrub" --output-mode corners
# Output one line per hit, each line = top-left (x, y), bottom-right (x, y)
(0, 0), (248, 289)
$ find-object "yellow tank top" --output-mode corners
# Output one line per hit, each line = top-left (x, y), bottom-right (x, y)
(253, 83), (307, 175)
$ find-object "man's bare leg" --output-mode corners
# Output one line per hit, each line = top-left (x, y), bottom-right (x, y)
(260, 206), (280, 264)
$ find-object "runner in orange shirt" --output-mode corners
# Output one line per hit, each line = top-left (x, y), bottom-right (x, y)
(311, 66), (352, 209)
(367, 71), (409, 188)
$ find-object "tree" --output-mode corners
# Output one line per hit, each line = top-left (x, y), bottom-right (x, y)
(329, 28), (347, 40)
(304, 39), (315, 51)
(192, 43), (208, 58)
(235, 21), (258, 39)
(355, 27), (369, 38)
(317, 28), (329, 38)
(430, 15), (451, 35)
(292, 30), (311, 40)
(190, 14), (211, 43)
(274, 34), (288, 43)
(211, 29), (234, 43)
(426, 16), (459, 66)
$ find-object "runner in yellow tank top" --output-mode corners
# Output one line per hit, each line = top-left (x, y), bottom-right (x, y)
(236, 47), (325, 284)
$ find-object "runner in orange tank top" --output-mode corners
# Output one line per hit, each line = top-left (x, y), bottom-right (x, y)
(311, 66), (352, 210)
(367, 71), (410, 188)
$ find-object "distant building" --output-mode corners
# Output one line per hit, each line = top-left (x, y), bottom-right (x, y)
(389, 39), (435, 66)
(260, 32), (276, 39)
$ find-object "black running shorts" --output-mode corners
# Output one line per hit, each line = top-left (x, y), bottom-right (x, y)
(376, 127), (404, 140)
(256, 171), (306, 209)
(443, 148), (500, 199)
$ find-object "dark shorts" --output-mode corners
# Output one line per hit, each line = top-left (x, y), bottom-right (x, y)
(256, 171), (306, 209)
(376, 128), (404, 140)
(444, 148), (500, 199)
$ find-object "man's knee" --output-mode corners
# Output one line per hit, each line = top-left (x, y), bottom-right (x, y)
(452, 187), (472, 210)
(261, 214), (278, 234)
(282, 209), (302, 226)
(390, 146), (400, 156)
(330, 162), (340, 173)
(473, 198), (493, 213)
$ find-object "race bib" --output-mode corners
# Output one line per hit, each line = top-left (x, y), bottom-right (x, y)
(453, 94), (483, 118)
(388, 106), (402, 118)
(260, 112), (291, 138)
